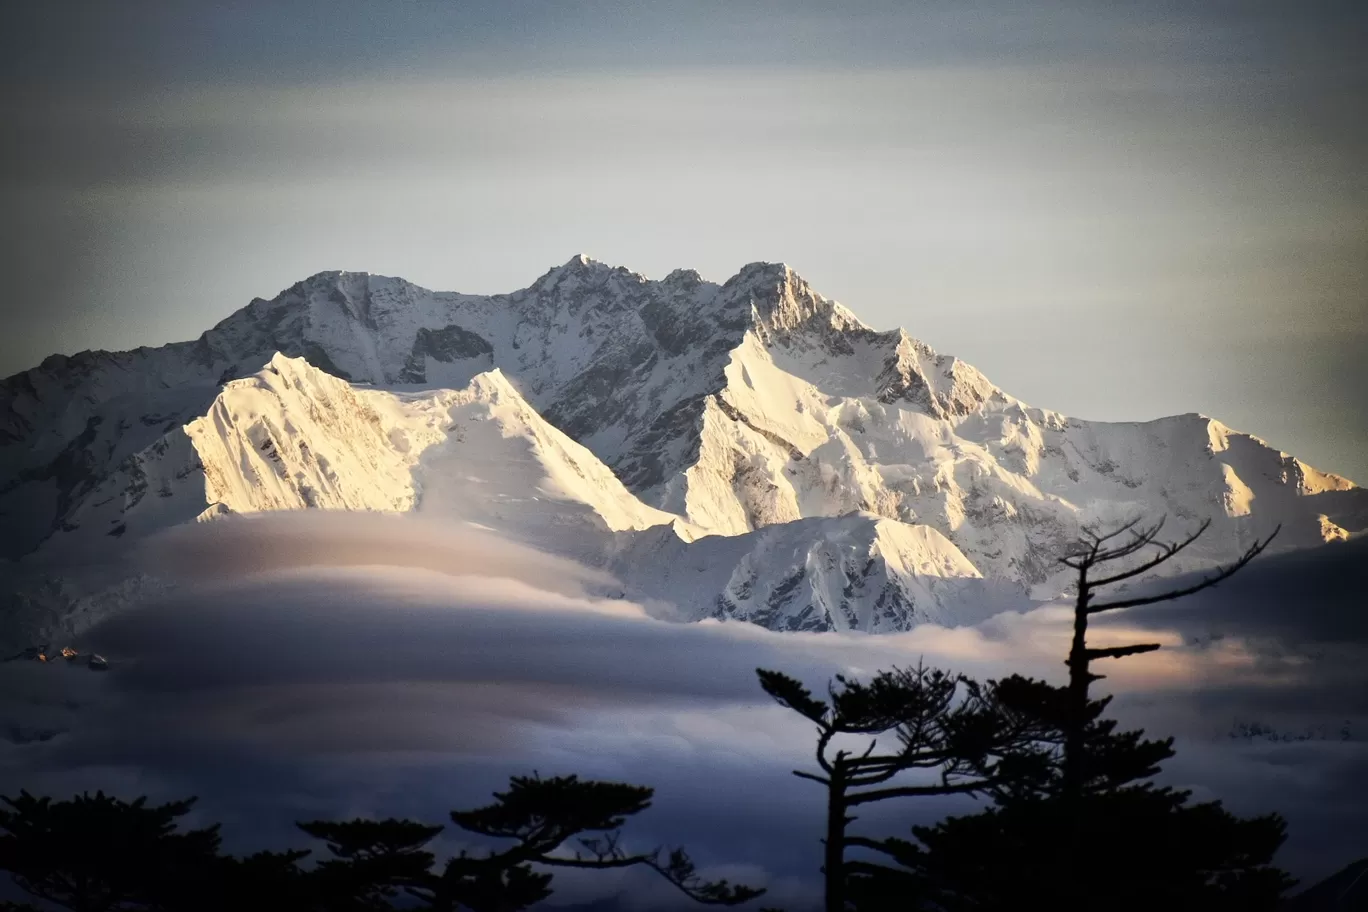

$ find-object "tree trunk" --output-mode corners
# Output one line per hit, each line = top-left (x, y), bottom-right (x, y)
(1063, 578), (1091, 799)
(825, 756), (848, 912)
(1063, 576), (1092, 912)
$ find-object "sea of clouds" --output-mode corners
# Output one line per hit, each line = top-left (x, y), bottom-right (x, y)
(2, 512), (1364, 909)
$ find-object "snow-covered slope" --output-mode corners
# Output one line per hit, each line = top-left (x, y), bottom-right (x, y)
(38, 354), (677, 563)
(3, 256), (1364, 640)
(681, 314), (1362, 598)
(611, 513), (1025, 632)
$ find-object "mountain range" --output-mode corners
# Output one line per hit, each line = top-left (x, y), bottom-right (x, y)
(2, 255), (1363, 645)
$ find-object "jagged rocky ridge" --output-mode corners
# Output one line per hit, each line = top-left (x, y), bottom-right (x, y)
(2, 256), (1364, 640)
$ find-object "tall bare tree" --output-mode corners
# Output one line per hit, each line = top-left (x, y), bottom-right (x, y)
(1047, 516), (1280, 910)
(898, 517), (1293, 912)
(1058, 516), (1277, 803)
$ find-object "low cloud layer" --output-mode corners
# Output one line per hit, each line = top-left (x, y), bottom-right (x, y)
(2, 512), (1365, 907)
(134, 510), (619, 599)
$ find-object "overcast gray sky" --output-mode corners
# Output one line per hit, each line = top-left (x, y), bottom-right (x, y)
(2, 1), (1364, 480)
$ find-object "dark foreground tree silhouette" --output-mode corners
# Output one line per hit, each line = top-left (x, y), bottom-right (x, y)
(0, 789), (314, 911)
(296, 818), (446, 910)
(875, 516), (1294, 912)
(301, 773), (765, 911)
(1056, 516), (1277, 807)
(0, 774), (764, 912)
(0, 790), (223, 911)
(448, 774), (762, 907)
(757, 663), (1055, 912)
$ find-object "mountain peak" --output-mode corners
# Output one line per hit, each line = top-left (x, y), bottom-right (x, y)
(528, 254), (626, 293)
(716, 260), (873, 343)
(734, 260), (794, 281)
(5, 255), (1364, 618)
(552, 253), (615, 275)
(663, 267), (705, 284)
(292, 269), (362, 290)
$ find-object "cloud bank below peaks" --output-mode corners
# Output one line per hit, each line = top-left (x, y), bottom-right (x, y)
(0, 511), (1364, 902)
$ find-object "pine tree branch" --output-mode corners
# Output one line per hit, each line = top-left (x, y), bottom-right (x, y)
(1093, 537), (1161, 564)
(1092, 517), (1169, 562)
(844, 858), (909, 877)
(1088, 519), (1210, 587)
(844, 835), (905, 858)
(1064, 517), (1167, 569)
(1087, 527), (1277, 613)
(536, 842), (765, 905)
(537, 854), (650, 870)
(845, 753), (946, 772)
(859, 739), (878, 761)
(843, 755), (903, 770)
(843, 755), (955, 788)
(815, 726), (836, 776)
(846, 780), (987, 806)
(845, 770), (900, 788)
(1083, 516), (1146, 545)
(1083, 643), (1162, 660)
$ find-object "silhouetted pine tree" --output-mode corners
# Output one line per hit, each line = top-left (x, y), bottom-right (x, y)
(757, 663), (1055, 912)
(1055, 517), (1275, 807)
(291, 773), (767, 910)
(294, 818), (445, 910)
(2, 773), (765, 911)
(0, 788), (315, 912)
(439, 773), (763, 910)
(207, 847), (315, 910)
(878, 517), (1294, 912)
(0, 790), (224, 912)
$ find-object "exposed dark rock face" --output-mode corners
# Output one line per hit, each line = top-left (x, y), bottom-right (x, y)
(399, 325), (494, 383)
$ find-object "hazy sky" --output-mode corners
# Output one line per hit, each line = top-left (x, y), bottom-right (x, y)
(2, 1), (1365, 480)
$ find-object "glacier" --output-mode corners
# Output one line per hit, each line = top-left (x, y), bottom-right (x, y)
(1, 255), (1363, 644)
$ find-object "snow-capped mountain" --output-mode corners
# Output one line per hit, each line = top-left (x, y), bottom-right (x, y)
(2, 256), (1364, 642)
